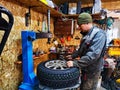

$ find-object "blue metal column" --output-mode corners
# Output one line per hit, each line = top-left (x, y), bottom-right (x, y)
(19, 30), (39, 90)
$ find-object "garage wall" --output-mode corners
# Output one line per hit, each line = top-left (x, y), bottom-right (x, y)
(3, 0), (120, 89)
(0, 0), (54, 90)
(0, 0), (80, 90)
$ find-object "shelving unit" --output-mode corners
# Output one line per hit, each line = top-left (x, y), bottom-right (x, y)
(52, 0), (93, 6)
(64, 13), (101, 19)
(64, 14), (79, 19)
(16, 0), (64, 18)
(16, 0), (102, 19)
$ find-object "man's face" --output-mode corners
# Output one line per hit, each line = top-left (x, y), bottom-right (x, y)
(78, 24), (89, 36)
(78, 24), (88, 32)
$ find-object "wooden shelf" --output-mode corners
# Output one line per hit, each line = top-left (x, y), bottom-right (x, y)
(16, 0), (102, 19)
(91, 13), (102, 20)
(16, 0), (64, 18)
(14, 53), (48, 65)
(52, 0), (93, 6)
(64, 13), (102, 20)
(64, 14), (79, 19)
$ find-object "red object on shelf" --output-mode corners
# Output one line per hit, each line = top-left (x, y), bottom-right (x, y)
(60, 37), (65, 44)
(67, 35), (71, 41)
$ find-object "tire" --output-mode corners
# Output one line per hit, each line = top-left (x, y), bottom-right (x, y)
(37, 59), (80, 89)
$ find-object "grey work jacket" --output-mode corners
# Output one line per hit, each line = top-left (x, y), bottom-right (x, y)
(72, 26), (106, 73)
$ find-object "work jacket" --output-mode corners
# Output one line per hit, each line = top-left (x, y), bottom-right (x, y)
(72, 26), (107, 73)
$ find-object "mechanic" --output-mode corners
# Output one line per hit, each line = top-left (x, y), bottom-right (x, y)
(66, 12), (107, 90)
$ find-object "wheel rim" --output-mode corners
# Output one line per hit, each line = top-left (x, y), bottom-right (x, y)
(45, 60), (68, 70)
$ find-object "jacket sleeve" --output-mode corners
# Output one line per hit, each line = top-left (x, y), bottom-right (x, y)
(73, 31), (106, 68)
(71, 48), (80, 59)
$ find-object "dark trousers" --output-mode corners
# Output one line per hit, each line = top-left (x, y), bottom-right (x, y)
(80, 71), (101, 90)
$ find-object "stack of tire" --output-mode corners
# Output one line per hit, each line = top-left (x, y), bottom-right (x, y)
(37, 60), (80, 89)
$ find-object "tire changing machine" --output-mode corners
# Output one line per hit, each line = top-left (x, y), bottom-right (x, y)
(19, 30), (52, 90)
(19, 30), (80, 90)
(19, 10), (80, 90)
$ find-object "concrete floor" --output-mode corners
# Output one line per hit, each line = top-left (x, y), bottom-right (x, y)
(99, 86), (107, 90)
(35, 84), (107, 90)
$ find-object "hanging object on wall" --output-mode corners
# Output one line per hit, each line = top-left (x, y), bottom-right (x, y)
(25, 7), (31, 27)
(93, 17), (114, 29)
(47, 9), (51, 44)
(106, 17), (114, 28)
(92, 0), (101, 14)
(42, 15), (48, 32)
(100, 9), (107, 19)
(60, 2), (68, 14)
(76, 1), (81, 14)
(68, 2), (77, 14)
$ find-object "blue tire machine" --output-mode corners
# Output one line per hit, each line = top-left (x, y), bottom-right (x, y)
(19, 31), (52, 90)
(19, 9), (52, 90)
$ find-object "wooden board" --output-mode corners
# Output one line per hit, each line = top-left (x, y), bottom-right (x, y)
(16, 0), (63, 17)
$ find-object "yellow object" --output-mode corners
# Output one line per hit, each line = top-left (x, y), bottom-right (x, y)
(114, 39), (120, 46)
(116, 79), (120, 84)
(40, 0), (48, 5)
(108, 47), (120, 56)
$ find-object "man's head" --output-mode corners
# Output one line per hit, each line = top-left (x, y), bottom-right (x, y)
(77, 12), (92, 25)
(77, 13), (93, 35)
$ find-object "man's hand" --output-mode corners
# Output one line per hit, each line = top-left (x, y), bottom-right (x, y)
(66, 55), (72, 60)
(66, 61), (73, 67)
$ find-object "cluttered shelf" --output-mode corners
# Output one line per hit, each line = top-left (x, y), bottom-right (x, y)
(107, 45), (120, 56)
(16, 0), (101, 19)
(16, 0), (64, 18)
(64, 13), (101, 19)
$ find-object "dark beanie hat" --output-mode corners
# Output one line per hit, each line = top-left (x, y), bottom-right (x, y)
(77, 12), (92, 25)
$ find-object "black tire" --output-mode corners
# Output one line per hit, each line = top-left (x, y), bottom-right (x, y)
(37, 60), (80, 89)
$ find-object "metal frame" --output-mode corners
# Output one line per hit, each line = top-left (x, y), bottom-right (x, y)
(19, 30), (52, 90)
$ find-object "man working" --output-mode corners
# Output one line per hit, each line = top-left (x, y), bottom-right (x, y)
(66, 12), (106, 90)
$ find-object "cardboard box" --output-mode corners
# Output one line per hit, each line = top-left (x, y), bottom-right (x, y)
(68, 3), (77, 14)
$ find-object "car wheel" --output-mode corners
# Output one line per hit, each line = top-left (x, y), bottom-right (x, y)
(37, 59), (80, 89)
